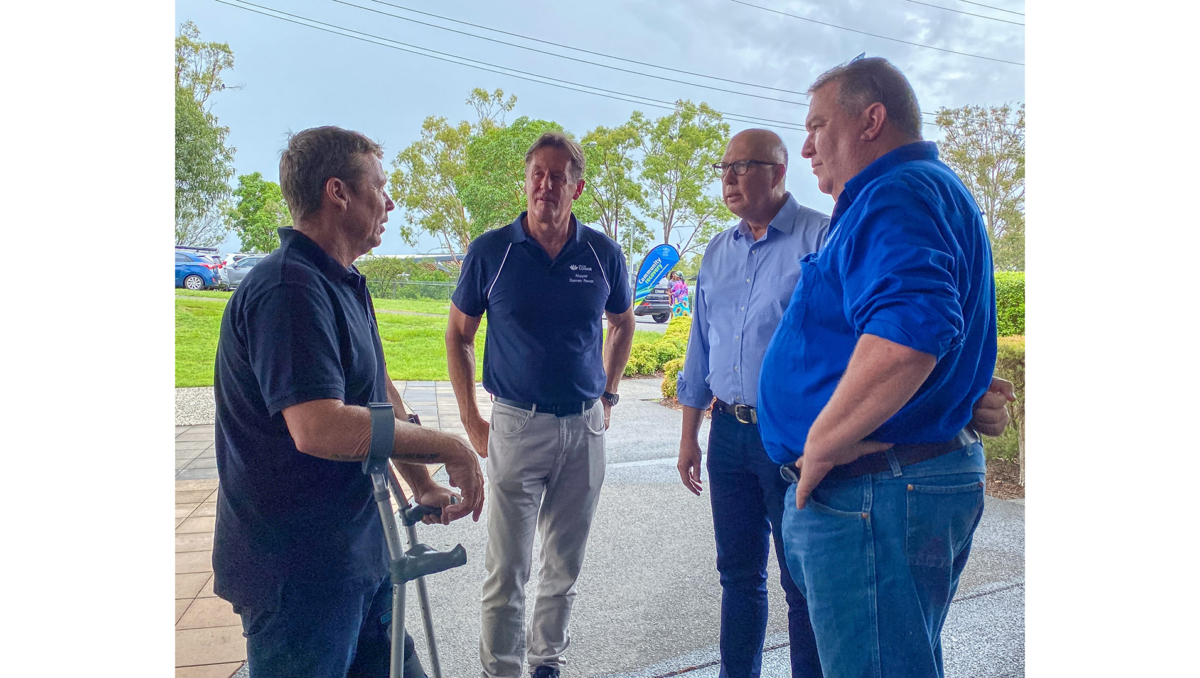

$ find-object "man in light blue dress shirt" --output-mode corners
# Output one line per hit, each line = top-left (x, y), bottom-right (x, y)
(674, 129), (1014, 678)
(675, 129), (829, 678)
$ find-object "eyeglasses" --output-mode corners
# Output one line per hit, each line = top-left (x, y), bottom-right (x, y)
(711, 160), (781, 177)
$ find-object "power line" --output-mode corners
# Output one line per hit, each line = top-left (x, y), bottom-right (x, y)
(358, 0), (812, 97)
(339, 0), (992, 128)
(731, 0), (1024, 66)
(215, 1), (812, 132)
(956, 0), (1024, 17)
(904, 0), (1025, 26)
(332, 0), (812, 108)
(218, 1), (1015, 132)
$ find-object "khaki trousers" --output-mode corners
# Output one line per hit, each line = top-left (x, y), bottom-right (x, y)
(479, 400), (606, 678)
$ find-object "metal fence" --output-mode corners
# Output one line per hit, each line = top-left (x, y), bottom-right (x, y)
(366, 279), (457, 301)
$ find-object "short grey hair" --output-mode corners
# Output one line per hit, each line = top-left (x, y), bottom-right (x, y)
(279, 126), (384, 221)
(524, 131), (586, 183)
(808, 57), (923, 141)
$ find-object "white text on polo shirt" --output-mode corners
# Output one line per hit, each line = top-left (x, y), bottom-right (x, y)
(568, 264), (595, 283)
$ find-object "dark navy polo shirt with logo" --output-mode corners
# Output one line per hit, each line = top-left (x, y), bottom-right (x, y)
(212, 227), (388, 607)
(452, 212), (631, 404)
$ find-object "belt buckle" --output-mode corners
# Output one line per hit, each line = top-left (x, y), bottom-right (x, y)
(733, 404), (756, 425)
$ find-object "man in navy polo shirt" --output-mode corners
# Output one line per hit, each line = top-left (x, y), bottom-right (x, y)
(445, 132), (635, 678)
(757, 58), (999, 678)
(213, 126), (485, 678)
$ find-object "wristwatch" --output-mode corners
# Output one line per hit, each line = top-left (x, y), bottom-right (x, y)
(407, 413), (422, 426)
(601, 391), (620, 406)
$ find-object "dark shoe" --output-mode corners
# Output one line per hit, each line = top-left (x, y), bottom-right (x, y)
(531, 666), (560, 678)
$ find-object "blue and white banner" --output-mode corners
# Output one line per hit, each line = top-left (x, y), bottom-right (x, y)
(633, 244), (681, 304)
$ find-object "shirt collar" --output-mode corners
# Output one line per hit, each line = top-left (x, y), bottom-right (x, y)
(278, 227), (360, 282)
(734, 192), (800, 241)
(839, 141), (938, 206)
(509, 211), (585, 244)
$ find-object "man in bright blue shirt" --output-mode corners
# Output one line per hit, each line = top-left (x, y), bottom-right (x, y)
(757, 58), (998, 678)
(677, 128), (1011, 678)
(675, 129), (829, 678)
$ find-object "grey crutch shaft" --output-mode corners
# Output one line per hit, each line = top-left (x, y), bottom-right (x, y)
(370, 472), (406, 678)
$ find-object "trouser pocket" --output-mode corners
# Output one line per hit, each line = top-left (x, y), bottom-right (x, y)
(905, 480), (985, 568)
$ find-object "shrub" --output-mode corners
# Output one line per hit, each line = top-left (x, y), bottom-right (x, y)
(355, 256), (458, 283)
(623, 318), (691, 376)
(986, 335), (1025, 485)
(995, 271), (1024, 337)
(663, 315), (692, 341)
(661, 358), (685, 399)
(624, 343), (658, 376)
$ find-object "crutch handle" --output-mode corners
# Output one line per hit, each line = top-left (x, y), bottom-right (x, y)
(390, 543), (468, 583)
(404, 504), (442, 525)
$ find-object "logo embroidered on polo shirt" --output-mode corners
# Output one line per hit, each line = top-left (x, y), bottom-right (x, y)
(568, 263), (595, 284)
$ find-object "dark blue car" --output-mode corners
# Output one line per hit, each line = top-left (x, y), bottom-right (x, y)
(175, 249), (224, 290)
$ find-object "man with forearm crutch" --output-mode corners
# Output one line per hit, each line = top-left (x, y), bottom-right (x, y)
(211, 126), (484, 678)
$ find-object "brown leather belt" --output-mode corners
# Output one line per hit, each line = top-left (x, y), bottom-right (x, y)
(713, 398), (757, 425)
(827, 428), (979, 480)
(780, 428), (980, 483)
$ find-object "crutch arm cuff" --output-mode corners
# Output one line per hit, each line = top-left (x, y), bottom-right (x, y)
(364, 402), (395, 474)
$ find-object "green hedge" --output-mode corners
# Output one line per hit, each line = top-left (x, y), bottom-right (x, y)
(985, 336), (1025, 480)
(625, 316), (691, 378)
(355, 256), (458, 283)
(661, 358), (685, 399)
(996, 271), (1024, 337)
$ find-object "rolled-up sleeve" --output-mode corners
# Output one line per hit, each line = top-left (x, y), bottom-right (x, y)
(675, 270), (714, 410)
(840, 184), (964, 360)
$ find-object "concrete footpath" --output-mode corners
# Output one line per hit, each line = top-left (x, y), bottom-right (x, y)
(176, 377), (1023, 678)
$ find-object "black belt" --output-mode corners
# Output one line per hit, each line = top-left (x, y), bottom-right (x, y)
(781, 428), (979, 483)
(493, 397), (598, 418)
(713, 398), (757, 425)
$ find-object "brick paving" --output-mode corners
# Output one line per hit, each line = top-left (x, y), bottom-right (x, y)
(173, 381), (488, 677)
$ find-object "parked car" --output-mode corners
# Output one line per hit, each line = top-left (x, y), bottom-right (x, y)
(224, 255), (267, 290)
(175, 249), (224, 290)
(633, 279), (673, 323)
(222, 252), (251, 270)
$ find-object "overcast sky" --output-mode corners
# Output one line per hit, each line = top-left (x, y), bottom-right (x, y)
(176, 0), (1025, 255)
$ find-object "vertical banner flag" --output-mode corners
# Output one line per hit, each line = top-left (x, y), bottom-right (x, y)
(633, 244), (681, 305)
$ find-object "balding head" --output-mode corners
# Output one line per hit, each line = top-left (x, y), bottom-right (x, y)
(720, 129), (790, 230)
(727, 128), (788, 167)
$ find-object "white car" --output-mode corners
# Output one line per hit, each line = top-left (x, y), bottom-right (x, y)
(225, 255), (267, 290)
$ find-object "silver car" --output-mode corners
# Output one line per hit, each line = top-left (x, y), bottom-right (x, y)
(225, 255), (267, 290)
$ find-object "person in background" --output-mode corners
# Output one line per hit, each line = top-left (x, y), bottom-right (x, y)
(669, 271), (691, 318)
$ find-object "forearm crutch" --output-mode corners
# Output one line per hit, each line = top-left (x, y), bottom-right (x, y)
(366, 402), (468, 678)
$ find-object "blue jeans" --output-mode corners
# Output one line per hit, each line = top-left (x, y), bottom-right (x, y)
(781, 443), (986, 678)
(707, 406), (823, 678)
(234, 574), (425, 678)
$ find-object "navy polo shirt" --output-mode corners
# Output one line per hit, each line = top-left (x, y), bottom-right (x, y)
(757, 142), (997, 465)
(212, 227), (388, 607)
(452, 212), (631, 403)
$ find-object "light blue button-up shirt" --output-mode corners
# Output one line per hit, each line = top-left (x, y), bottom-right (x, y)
(676, 193), (831, 410)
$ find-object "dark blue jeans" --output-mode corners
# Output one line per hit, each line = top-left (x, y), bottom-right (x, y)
(234, 574), (425, 678)
(781, 444), (987, 678)
(707, 406), (823, 678)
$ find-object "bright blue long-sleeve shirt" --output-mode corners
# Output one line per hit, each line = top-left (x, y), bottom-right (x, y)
(757, 142), (998, 465)
(676, 193), (830, 410)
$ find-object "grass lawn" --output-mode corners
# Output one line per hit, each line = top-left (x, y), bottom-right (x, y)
(177, 292), (666, 387)
(176, 295), (486, 387)
(176, 297), (226, 387)
(372, 297), (454, 315)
